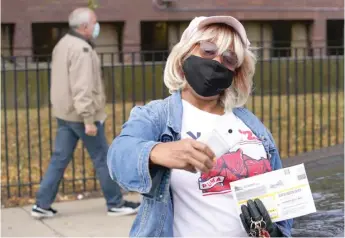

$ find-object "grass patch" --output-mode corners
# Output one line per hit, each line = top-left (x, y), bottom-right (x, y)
(1, 91), (344, 207)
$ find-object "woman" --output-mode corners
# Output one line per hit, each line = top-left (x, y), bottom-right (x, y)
(107, 16), (293, 237)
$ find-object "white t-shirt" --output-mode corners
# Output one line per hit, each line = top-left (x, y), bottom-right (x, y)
(170, 100), (272, 237)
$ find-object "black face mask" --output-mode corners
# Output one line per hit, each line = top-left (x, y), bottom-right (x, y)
(182, 55), (234, 97)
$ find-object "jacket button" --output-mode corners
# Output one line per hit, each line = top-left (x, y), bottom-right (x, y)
(161, 135), (172, 142)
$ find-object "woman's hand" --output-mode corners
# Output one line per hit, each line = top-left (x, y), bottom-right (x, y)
(150, 138), (215, 173)
(240, 199), (284, 237)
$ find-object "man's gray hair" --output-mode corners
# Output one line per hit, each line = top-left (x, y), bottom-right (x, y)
(68, 8), (92, 28)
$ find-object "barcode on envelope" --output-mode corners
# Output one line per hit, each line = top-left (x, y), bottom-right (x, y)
(297, 173), (307, 180)
(236, 186), (267, 201)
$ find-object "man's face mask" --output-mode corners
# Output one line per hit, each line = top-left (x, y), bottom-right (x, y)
(182, 55), (235, 97)
(92, 22), (100, 39)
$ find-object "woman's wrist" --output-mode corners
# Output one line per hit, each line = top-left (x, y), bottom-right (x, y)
(149, 143), (163, 166)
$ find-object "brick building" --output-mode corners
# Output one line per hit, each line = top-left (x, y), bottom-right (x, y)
(1, 0), (344, 63)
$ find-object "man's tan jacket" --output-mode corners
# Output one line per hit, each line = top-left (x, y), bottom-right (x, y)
(50, 31), (106, 125)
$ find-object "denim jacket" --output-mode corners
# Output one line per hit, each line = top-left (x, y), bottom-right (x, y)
(107, 91), (293, 237)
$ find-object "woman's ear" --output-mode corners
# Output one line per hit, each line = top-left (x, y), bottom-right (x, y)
(178, 65), (185, 78)
(180, 70), (185, 78)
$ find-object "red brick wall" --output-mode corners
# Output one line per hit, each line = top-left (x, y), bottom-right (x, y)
(1, 0), (344, 55)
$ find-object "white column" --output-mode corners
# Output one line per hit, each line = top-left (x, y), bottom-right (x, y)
(243, 22), (272, 59)
(262, 23), (272, 60)
(168, 23), (178, 51)
(291, 23), (308, 58)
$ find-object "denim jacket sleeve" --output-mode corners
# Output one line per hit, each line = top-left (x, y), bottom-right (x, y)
(267, 129), (294, 237)
(107, 102), (162, 194)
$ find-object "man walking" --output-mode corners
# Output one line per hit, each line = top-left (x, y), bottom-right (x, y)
(31, 7), (140, 218)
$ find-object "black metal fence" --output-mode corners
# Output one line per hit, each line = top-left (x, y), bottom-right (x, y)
(1, 46), (344, 206)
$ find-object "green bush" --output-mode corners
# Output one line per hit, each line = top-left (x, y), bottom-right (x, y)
(1, 57), (344, 109)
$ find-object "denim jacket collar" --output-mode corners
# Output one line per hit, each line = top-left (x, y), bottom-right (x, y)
(166, 91), (183, 134)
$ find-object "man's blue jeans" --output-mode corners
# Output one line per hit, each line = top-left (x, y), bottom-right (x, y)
(36, 118), (123, 209)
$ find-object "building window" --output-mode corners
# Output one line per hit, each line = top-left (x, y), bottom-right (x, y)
(327, 20), (344, 56)
(141, 21), (168, 62)
(1, 23), (15, 59)
(140, 21), (188, 61)
(32, 23), (69, 62)
(271, 21), (292, 58)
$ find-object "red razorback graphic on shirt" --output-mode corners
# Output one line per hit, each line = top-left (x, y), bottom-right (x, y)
(198, 148), (272, 195)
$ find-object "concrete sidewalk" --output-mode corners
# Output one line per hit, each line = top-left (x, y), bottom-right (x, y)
(1, 193), (140, 237)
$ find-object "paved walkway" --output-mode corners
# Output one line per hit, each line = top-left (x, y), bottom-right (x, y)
(2, 144), (343, 237)
(2, 193), (140, 237)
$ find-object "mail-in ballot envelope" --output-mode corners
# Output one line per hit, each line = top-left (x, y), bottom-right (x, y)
(230, 163), (316, 222)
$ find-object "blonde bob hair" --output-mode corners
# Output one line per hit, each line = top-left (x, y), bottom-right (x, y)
(163, 23), (257, 112)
